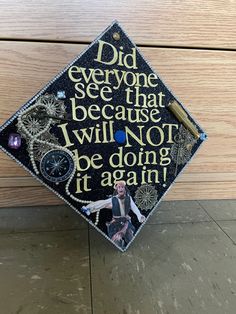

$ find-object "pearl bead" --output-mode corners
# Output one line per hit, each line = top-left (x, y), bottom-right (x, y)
(17, 99), (95, 206)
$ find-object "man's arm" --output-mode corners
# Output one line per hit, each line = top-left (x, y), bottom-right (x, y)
(81, 198), (112, 215)
(130, 197), (146, 223)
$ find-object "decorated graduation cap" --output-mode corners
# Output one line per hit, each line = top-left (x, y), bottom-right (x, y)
(0, 21), (206, 251)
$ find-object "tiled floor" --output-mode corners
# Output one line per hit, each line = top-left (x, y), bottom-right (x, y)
(0, 200), (235, 314)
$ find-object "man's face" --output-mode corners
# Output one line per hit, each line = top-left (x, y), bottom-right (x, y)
(116, 184), (126, 197)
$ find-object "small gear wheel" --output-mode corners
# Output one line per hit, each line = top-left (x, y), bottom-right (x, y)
(134, 184), (158, 211)
(36, 93), (66, 120)
(170, 125), (197, 165)
(17, 111), (48, 139)
(170, 144), (192, 165)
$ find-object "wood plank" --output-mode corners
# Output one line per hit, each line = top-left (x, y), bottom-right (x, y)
(0, 41), (235, 176)
(0, 187), (63, 207)
(0, 41), (235, 201)
(0, 172), (236, 188)
(0, 0), (236, 49)
(167, 182), (236, 200)
(0, 180), (235, 208)
(176, 172), (236, 183)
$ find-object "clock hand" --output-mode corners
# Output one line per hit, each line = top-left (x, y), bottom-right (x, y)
(57, 157), (65, 166)
(49, 167), (56, 175)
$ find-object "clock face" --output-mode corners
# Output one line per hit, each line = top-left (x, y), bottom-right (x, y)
(40, 149), (74, 183)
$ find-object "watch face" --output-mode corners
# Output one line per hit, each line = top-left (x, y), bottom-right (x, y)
(40, 149), (74, 183)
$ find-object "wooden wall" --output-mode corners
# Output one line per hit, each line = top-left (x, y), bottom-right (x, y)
(0, 0), (235, 207)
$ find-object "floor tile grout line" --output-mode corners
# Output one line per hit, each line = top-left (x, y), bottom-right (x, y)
(0, 227), (88, 236)
(146, 218), (236, 225)
(1, 218), (236, 235)
(88, 225), (94, 314)
(197, 201), (236, 245)
(0, 220), (211, 236)
(146, 220), (212, 225)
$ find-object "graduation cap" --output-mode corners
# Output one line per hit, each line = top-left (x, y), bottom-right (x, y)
(0, 21), (207, 251)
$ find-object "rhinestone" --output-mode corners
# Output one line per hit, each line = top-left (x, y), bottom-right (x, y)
(8, 133), (22, 149)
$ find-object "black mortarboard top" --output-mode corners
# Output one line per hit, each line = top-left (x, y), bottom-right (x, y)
(0, 21), (207, 251)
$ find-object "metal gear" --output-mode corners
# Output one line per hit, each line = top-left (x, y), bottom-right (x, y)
(170, 125), (197, 165)
(170, 143), (192, 165)
(134, 184), (158, 211)
(36, 93), (66, 120)
(17, 111), (48, 138)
